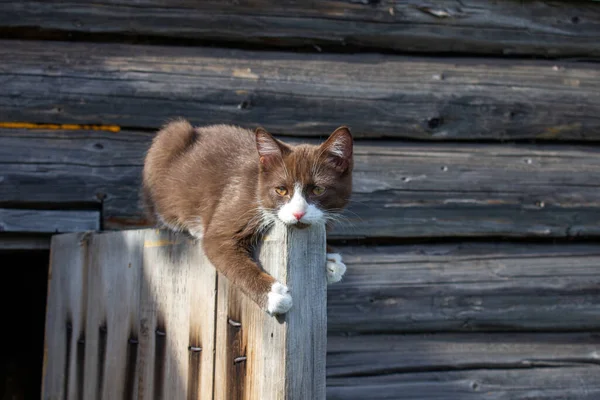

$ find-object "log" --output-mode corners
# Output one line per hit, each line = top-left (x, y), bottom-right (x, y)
(2, 129), (600, 239)
(1, 1), (600, 58)
(327, 332), (600, 377)
(327, 367), (600, 399)
(2, 40), (600, 141)
(327, 243), (600, 333)
(0, 208), (99, 233)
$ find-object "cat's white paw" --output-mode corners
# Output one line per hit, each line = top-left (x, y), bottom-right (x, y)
(267, 282), (293, 315)
(326, 253), (347, 284)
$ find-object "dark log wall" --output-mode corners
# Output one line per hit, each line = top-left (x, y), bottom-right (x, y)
(2, 128), (600, 237)
(1, 1), (600, 58)
(1, 1), (599, 399)
(2, 40), (600, 141)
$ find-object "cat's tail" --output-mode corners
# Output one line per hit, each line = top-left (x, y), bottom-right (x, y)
(145, 118), (198, 171)
(142, 118), (198, 222)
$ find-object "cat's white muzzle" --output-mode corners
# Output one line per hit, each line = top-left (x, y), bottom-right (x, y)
(277, 186), (324, 226)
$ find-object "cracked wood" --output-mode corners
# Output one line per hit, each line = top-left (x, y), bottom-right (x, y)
(1, 40), (600, 140)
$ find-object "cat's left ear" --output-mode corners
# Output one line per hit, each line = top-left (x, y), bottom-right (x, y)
(255, 127), (290, 167)
(321, 126), (353, 172)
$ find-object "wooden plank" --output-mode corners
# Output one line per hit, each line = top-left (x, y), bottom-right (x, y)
(327, 332), (600, 377)
(0, 208), (99, 233)
(2, 129), (600, 239)
(214, 222), (327, 400)
(1, 1), (600, 58)
(2, 40), (600, 141)
(42, 232), (90, 400)
(327, 243), (600, 333)
(0, 233), (50, 250)
(327, 367), (600, 400)
(82, 230), (144, 400)
(138, 229), (216, 399)
(45, 229), (218, 399)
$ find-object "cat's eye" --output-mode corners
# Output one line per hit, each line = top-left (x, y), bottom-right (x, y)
(312, 186), (326, 196)
(275, 187), (288, 196)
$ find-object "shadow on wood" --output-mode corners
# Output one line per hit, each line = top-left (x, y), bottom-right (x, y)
(41, 222), (326, 400)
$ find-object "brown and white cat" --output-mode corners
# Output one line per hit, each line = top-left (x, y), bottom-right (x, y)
(142, 119), (353, 315)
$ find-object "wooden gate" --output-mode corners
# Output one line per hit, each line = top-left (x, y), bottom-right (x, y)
(41, 223), (326, 400)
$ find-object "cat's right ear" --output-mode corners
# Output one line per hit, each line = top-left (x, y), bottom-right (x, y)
(255, 127), (288, 167)
(321, 126), (353, 173)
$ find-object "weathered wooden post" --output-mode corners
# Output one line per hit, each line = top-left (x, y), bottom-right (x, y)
(214, 222), (327, 400)
(42, 222), (327, 400)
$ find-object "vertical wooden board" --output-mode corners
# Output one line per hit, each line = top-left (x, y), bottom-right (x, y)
(280, 225), (327, 398)
(214, 274), (248, 400)
(42, 232), (90, 400)
(214, 222), (327, 400)
(82, 231), (144, 400)
(139, 230), (217, 400)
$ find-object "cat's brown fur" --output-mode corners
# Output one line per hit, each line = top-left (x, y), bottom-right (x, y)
(142, 119), (353, 313)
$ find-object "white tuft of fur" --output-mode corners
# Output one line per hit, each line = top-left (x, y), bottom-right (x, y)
(330, 142), (345, 157)
(278, 183), (325, 225)
(187, 217), (204, 238)
(267, 282), (293, 315)
(326, 253), (346, 284)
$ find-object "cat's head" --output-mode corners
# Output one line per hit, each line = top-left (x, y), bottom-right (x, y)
(255, 126), (353, 227)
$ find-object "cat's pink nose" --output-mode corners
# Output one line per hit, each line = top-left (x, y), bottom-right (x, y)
(293, 211), (305, 221)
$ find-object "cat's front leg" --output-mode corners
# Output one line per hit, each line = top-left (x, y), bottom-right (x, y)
(203, 233), (292, 315)
(326, 244), (347, 284)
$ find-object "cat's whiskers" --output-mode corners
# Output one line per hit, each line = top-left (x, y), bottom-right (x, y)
(327, 207), (362, 219)
(231, 205), (265, 227)
(247, 207), (277, 245)
(322, 210), (356, 228)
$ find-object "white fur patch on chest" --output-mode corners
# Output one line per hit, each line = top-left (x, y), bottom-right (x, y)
(277, 183), (324, 225)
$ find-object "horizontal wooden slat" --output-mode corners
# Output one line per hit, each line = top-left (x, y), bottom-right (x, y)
(327, 332), (600, 378)
(327, 367), (600, 399)
(2, 40), (600, 141)
(0, 234), (50, 250)
(327, 333), (600, 378)
(1, 129), (600, 238)
(327, 243), (600, 333)
(327, 332), (600, 398)
(1, 1), (600, 58)
(0, 208), (99, 233)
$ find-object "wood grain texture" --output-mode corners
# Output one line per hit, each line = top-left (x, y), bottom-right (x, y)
(327, 367), (600, 400)
(0, 208), (99, 233)
(2, 129), (600, 239)
(2, 39), (600, 141)
(82, 230), (144, 400)
(42, 232), (90, 400)
(327, 243), (600, 333)
(214, 222), (327, 400)
(327, 332), (600, 377)
(138, 229), (217, 400)
(1, 1), (600, 58)
(43, 229), (217, 400)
